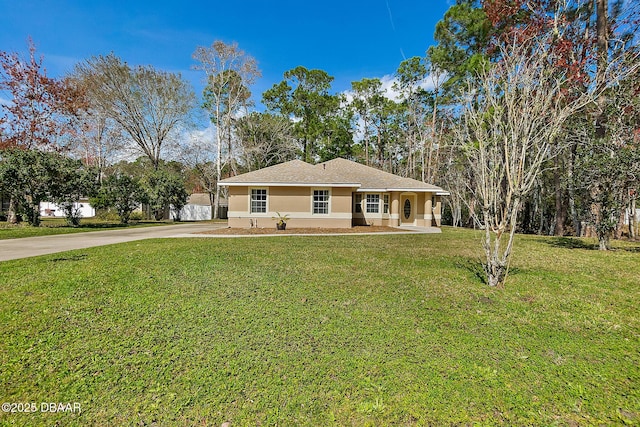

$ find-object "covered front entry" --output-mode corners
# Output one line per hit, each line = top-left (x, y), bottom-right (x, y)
(400, 193), (416, 226)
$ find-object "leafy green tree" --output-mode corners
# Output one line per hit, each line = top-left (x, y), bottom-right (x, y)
(582, 0), (639, 248)
(0, 149), (48, 225)
(394, 57), (432, 180)
(427, 0), (492, 96)
(143, 168), (189, 221)
(48, 158), (98, 226)
(91, 174), (147, 224)
(574, 128), (640, 249)
(0, 149), (94, 226)
(350, 78), (386, 166)
(100, 158), (189, 222)
(317, 99), (355, 162)
(263, 66), (339, 162)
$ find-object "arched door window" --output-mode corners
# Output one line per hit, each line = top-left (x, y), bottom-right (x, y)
(403, 198), (411, 220)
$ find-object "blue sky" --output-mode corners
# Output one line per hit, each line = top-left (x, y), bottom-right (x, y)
(1, 0), (453, 108)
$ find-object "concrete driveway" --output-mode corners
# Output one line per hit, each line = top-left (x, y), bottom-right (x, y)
(0, 223), (224, 262)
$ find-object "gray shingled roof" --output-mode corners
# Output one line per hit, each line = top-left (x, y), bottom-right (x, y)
(320, 158), (443, 192)
(219, 158), (447, 193)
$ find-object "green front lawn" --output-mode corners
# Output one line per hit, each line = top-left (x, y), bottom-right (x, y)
(1, 228), (638, 425)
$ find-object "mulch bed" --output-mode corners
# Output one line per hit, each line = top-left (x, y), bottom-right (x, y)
(199, 225), (409, 235)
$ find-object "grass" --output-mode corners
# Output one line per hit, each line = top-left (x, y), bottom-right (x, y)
(0, 228), (638, 426)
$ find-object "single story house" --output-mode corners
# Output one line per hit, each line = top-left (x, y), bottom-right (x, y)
(218, 158), (449, 229)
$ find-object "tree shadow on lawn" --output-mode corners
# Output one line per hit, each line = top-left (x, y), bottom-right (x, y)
(455, 257), (525, 287)
(456, 258), (488, 285)
(542, 236), (597, 250)
(541, 236), (640, 253)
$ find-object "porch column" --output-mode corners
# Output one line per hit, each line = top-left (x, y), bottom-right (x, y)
(434, 196), (442, 226)
(425, 195), (433, 226)
(390, 192), (400, 227)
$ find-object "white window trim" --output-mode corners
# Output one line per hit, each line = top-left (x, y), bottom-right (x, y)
(311, 188), (331, 215)
(365, 193), (381, 214)
(249, 187), (269, 215)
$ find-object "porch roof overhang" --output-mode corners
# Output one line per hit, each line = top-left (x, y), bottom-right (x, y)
(356, 187), (450, 195)
(218, 181), (361, 188)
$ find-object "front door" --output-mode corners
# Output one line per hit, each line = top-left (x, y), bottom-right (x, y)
(401, 195), (415, 225)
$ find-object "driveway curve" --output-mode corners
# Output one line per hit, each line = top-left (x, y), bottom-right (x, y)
(0, 223), (224, 262)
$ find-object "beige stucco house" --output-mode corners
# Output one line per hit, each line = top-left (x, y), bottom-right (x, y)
(218, 158), (448, 229)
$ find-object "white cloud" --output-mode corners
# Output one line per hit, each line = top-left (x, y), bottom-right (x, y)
(342, 72), (446, 143)
(164, 123), (218, 164)
(343, 72), (441, 105)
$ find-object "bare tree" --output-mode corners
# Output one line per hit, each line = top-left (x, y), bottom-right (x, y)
(192, 41), (260, 218)
(235, 112), (297, 171)
(174, 128), (218, 208)
(74, 112), (125, 183)
(74, 54), (195, 170)
(454, 36), (595, 287)
(425, 62), (446, 184)
(394, 57), (429, 180)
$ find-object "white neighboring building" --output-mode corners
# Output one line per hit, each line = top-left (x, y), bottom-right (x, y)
(40, 200), (95, 218)
(625, 208), (640, 224)
(169, 193), (228, 221)
(172, 204), (211, 221)
(170, 193), (212, 221)
(625, 208), (640, 234)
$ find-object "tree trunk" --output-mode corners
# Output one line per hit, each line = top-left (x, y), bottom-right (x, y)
(598, 232), (610, 251)
(591, 0), (610, 248)
(7, 196), (19, 224)
(213, 188), (220, 220)
(482, 200), (520, 287)
(567, 143), (581, 236)
(595, 0), (608, 139)
(630, 196), (637, 239)
(364, 119), (370, 167)
(214, 114), (222, 219)
(553, 158), (566, 236)
(615, 210), (625, 239)
(537, 186), (546, 236)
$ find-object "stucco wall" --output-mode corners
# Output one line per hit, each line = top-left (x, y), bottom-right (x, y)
(225, 185), (443, 229)
(226, 185), (355, 229)
(228, 186), (249, 212)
